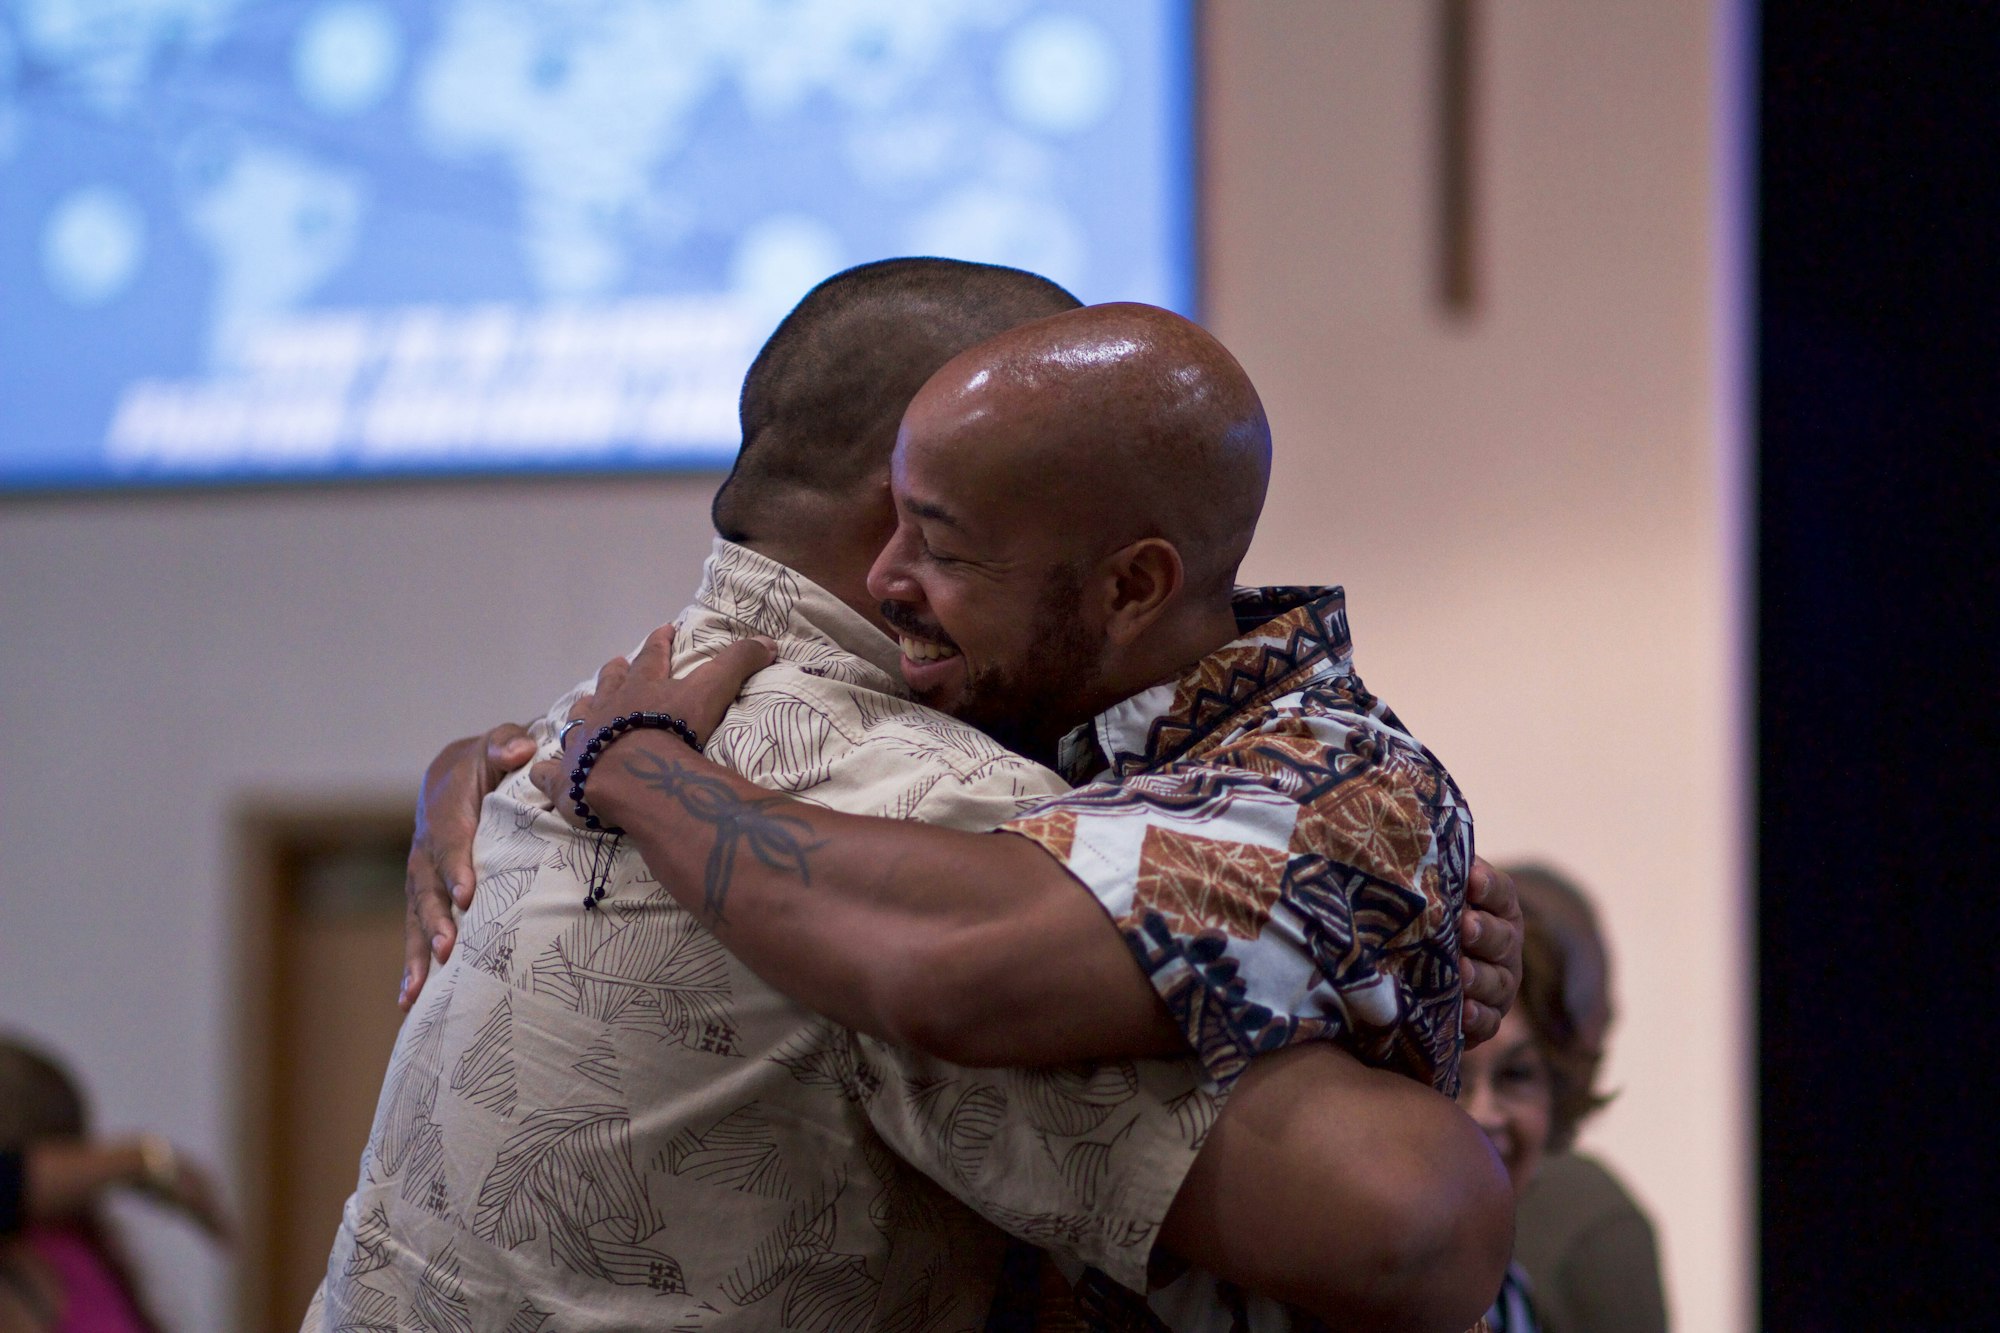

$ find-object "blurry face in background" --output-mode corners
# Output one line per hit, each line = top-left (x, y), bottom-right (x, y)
(1457, 1007), (1555, 1192)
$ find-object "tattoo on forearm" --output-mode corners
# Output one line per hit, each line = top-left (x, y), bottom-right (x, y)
(621, 749), (822, 922)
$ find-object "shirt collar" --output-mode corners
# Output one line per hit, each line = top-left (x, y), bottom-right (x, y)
(690, 538), (908, 695)
(1059, 585), (1354, 784)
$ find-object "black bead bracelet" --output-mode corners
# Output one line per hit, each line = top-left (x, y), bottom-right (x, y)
(566, 710), (701, 834)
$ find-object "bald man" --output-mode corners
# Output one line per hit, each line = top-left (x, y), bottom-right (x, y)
(535, 302), (1511, 1329)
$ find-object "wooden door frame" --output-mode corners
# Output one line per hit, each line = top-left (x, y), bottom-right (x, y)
(229, 800), (412, 1332)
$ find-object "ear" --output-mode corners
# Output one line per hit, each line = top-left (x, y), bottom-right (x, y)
(1099, 537), (1185, 647)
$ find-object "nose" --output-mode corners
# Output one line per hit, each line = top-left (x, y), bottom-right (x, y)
(867, 521), (920, 606)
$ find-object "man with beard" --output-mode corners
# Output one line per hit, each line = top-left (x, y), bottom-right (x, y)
(514, 300), (1513, 1330)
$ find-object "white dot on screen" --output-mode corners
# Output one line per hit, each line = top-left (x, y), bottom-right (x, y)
(294, 1), (404, 117)
(41, 186), (147, 307)
(995, 13), (1120, 137)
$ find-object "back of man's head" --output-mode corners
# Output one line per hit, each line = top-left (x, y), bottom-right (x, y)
(711, 258), (1081, 542)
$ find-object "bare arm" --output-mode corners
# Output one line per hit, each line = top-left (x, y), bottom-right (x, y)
(1157, 1043), (1513, 1332)
(574, 730), (1182, 1066)
(20, 1139), (230, 1240)
(537, 624), (1521, 1066)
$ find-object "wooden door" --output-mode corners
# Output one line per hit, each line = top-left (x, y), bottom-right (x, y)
(235, 811), (411, 1330)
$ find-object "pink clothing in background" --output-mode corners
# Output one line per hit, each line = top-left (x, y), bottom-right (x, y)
(25, 1226), (150, 1333)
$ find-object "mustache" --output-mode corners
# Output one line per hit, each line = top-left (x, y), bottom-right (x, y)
(879, 600), (959, 651)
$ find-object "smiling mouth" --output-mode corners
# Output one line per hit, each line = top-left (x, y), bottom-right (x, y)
(897, 633), (961, 663)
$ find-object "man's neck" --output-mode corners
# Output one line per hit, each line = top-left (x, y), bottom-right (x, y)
(1044, 595), (1243, 757)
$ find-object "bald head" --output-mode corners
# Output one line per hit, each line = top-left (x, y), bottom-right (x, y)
(902, 302), (1272, 596)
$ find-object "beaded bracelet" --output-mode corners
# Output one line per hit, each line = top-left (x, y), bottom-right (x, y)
(567, 710), (701, 834)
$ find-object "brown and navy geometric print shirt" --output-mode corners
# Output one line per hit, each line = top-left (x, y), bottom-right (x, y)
(1006, 586), (1474, 1097)
(1004, 586), (1479, 1332)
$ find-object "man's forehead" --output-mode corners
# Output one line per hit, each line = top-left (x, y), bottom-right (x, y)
(892, 411), (1000, 520)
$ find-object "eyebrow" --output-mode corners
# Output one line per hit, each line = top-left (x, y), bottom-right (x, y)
(902, 495), (965, 530)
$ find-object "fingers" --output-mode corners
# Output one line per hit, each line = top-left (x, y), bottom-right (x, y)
(685, 636), (778, 740)
(1462, 998), (1499, 1048)
(483, 721), (535, 772)
(529, 758), (566, 809)
(399, 898), (432, 1012)
(400, 837), (453, 1009)
(434, 794), (483, 913)
(1460, 905), (1515, 967)
(633, 622), (678, 673)
(1469, 856), (1520, 921)
(594, 654), (631, 698)
(412, 858), (457, 969)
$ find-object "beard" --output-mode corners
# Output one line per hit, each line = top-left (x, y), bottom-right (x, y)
(950, 563), (1101, 765)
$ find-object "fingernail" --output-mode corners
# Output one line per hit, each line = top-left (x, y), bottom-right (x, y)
(432, 933), (448, 957)
(398, 975), (409, 1003)
(451, 882), (470, 907)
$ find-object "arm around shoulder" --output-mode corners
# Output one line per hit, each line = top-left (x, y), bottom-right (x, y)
(864, 830), (1184, 1067)
(1155, 1044), (1514, 1333)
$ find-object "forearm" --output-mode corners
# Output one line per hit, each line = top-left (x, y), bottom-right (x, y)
(20, 1140), (147, 1221)
(586, 731), (1180, 1064)
(1157, 1044), (1514, 1332)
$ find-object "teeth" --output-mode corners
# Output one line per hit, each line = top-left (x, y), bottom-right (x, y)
(899, 633), (960, 663)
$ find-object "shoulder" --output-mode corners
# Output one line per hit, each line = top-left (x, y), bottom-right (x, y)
(711, 663), (1066, 825)
(1524, 1152), (1656, 1231)
(1516, 1151), (1661, 1272)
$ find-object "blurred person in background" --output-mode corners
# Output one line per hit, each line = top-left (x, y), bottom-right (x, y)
(0, 1037), (230, 1333)
(1456, 866), (1669, 1333)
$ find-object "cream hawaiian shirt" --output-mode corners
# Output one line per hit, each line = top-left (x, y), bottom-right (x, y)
(304, 540), (1211, 1333)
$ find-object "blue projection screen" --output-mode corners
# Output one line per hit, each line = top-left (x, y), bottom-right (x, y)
(0, 0), (1193, 490)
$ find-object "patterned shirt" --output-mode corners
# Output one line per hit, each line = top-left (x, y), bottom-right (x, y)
(304, 540), (1211, 1333)
(1005, 586), (1478, 1332)
(1007, 586), (1474, 1098)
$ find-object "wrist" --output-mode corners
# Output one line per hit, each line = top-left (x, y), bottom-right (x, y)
(572, 720), (696, 828)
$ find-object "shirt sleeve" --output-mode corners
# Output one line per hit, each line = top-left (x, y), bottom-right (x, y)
(1003, 712), (1472, 1093)
(849, 1035), (1214, 1294)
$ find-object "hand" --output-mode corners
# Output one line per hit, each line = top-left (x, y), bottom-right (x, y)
(528, 623), (776, 828)
(135, 1144), (233, 1243)
(1458, 857), (1523, 1048)
(399, 723), (535, 1011)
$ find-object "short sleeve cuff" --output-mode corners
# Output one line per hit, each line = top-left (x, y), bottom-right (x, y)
(1002, 805), (1323, 1091)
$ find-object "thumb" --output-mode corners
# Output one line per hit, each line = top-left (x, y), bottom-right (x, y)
(688, 636), (778, 739)
(710, 635), (779, 688)
(485, 722), (535, 771)
(529, 758), (565, 807)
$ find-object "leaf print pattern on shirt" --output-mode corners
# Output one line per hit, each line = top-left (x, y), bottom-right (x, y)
(528, 893), (737, 1054)
(471, 1104), (684, 1291)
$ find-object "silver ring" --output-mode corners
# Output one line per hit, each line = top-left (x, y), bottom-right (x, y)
(558, 718), (588, 748)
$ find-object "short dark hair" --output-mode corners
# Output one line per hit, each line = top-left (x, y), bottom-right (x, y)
(711, 257), (1080, 540)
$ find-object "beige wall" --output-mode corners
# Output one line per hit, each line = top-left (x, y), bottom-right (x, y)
(1207, 4), (1747, 1331)
(0, 3), (1744, 1328)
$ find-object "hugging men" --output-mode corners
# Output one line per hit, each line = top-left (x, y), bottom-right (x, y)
(317, 260), (1520, 1332)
